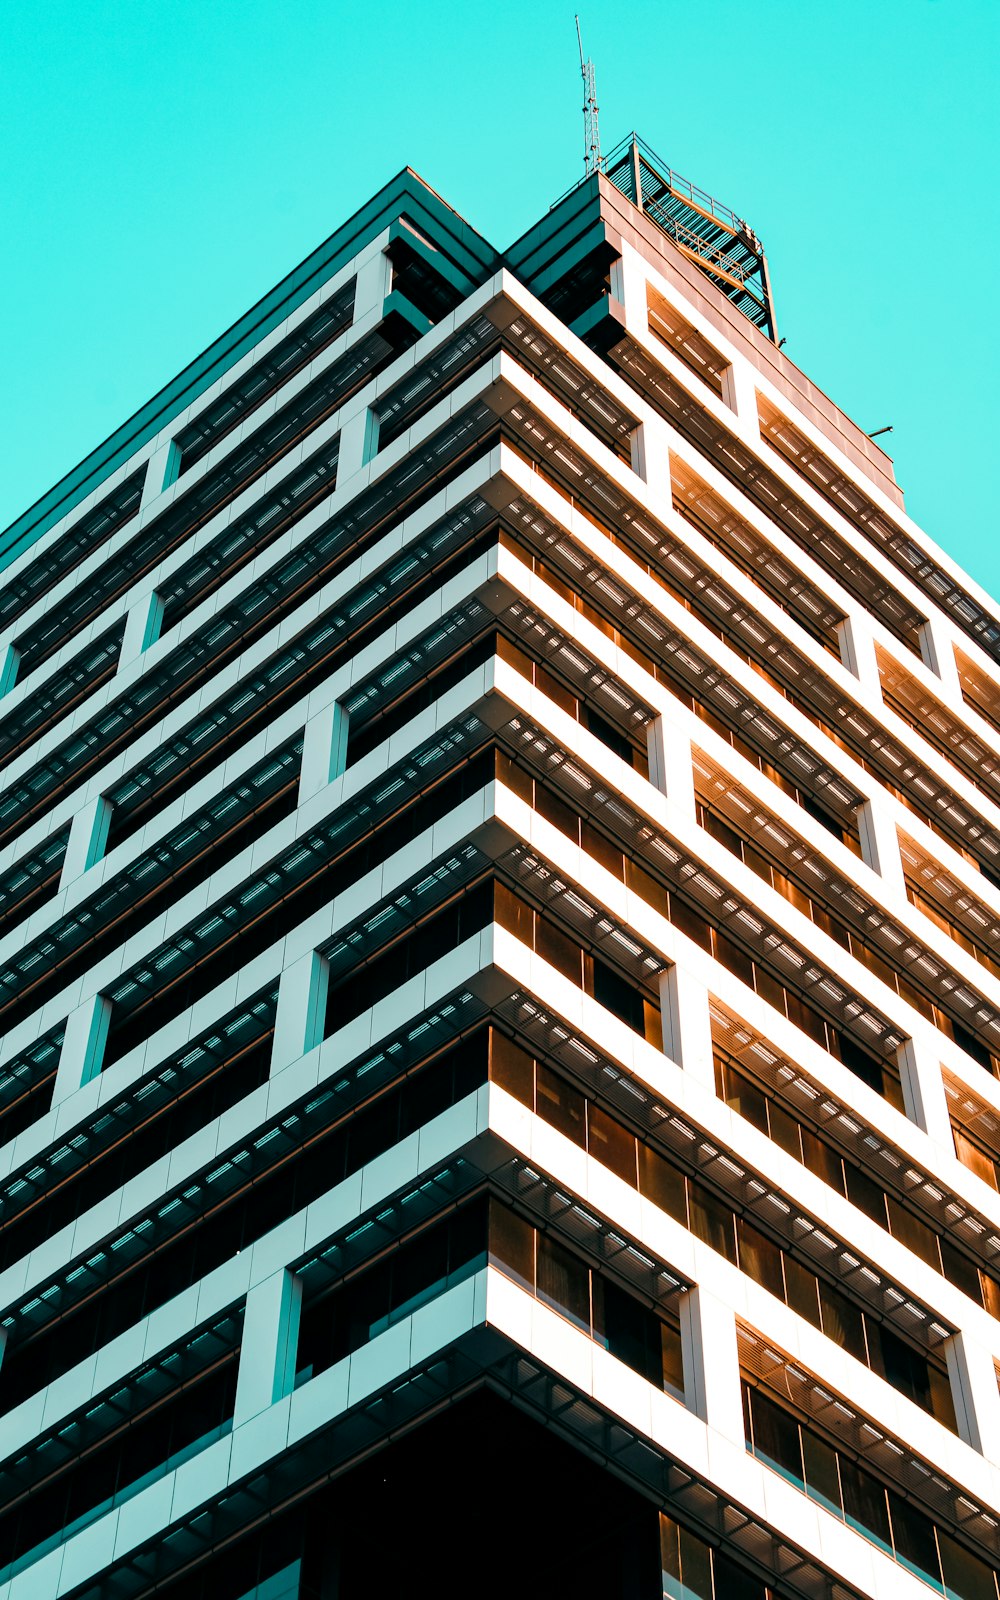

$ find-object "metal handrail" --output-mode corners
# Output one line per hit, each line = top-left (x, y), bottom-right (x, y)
(648, 210), (756, 289)
(549, 131), (757, 249)
(602, 133), (744, 234)
(549, 131), (743, 237)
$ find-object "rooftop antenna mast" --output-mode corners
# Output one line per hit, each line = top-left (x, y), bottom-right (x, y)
(575, 16), (602, 175)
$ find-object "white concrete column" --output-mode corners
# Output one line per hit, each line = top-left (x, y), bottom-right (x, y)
(353, 246), (393, 326)
(118, 591), (164, 672)
(897, 1032), (954, 1149)
(919, 617), (962, 698)
(299, 700), (349, 806)
(721, 360), (760, 440)
(857, 796), (907, 898)
(234, 1268), (302, 1426)
(609, 243), (649, 339)
(141, 439), (181, 509)
(631, 419), (671, 503)
(271, 950), (329, 1075)
(337, 405), (379, 483)
(679, 1284), (745, 1443)
(660, 964), (715, 1090)
(647, 717), (695, 818)
(944, 1328), (1000, 1463)
(53, 993), (112, 1105)
(608, 255), (625, 316)
(0, 642), (19, 699)
(837, 613), (881, 698)
(61, 795), (113, 889)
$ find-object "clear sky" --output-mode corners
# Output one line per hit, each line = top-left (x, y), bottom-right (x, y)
(2, 0), (997, 598)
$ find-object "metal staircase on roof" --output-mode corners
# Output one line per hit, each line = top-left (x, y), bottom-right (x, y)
(602, 133), (778, 342)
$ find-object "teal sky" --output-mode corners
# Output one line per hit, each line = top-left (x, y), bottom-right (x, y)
(2, 0), (997, 599)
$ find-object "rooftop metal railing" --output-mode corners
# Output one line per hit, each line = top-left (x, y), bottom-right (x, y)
(550, 129), (776, 339)
(608, 132), (747, 237)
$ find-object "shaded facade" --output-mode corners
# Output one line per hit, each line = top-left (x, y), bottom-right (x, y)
(2, 138), (1000, 1600)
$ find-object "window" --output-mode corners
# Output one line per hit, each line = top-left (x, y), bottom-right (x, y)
(494, 882), (661, 1045)
(743, 1382), (995, 1597)
(488, 1205), (684, 1398)
(492, 1037), (956, 1429)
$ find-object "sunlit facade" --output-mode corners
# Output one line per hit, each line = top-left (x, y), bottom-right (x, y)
(1, 140), (1000, 1600)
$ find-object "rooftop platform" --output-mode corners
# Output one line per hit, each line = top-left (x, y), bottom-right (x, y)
(596, 134), (776, 342)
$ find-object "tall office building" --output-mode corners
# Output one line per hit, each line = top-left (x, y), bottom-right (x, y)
(1, 133), (1000, 1600)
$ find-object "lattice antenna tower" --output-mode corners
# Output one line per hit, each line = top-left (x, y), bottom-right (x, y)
(575, 16), (602, 175)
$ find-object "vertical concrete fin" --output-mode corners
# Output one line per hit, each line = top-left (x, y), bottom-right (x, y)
(679, 1285), (745, 1444)
(660, 966), (715, 1090)
(53, 993), (112, 1105)
(235, 1268), (303, 1426)
(299, 700), (349, 806)
(61, 795), (114, 889)
(271, 949), (330, 1075)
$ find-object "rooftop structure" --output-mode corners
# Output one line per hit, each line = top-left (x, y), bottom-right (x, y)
(1, 137), (1000, 1600)
(586, 133), (777, 340)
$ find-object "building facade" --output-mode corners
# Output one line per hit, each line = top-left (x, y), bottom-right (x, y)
(2, 136), (1000, 1600)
